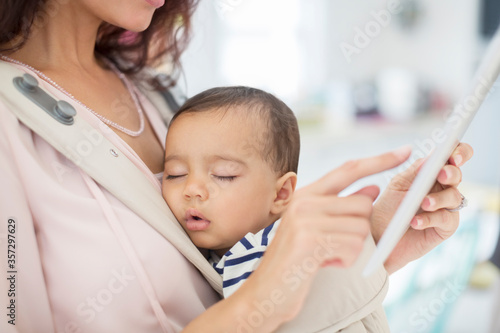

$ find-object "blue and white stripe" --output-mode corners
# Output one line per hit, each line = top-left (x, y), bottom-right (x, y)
(209, 220), (280, 298)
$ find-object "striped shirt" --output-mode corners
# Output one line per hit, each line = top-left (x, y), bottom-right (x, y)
(209, 220), (280, 298)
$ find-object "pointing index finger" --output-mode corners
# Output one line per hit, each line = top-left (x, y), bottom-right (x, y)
(313, 146), (412, 196)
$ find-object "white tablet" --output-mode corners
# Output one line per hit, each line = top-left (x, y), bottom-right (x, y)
(363, 26), (500, 277)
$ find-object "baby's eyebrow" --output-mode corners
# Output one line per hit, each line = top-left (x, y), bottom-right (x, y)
(164, 154), (183, 164)
(212, 154), (247, 166)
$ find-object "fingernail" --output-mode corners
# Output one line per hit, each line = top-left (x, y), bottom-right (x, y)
(393, 145), (412, 159)
(424, 197), (435, 209)
(453, 155), (463, 166)
(411, 217), (423, 228)
(439, 169), (448, 180)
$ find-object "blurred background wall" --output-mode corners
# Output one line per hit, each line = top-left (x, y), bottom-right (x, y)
(179, 0), (500, 185)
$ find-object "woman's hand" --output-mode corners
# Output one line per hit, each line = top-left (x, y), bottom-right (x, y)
(234, 146), (412, 328)
(371, 143), (474, 274)
(183, 147), (412, 333)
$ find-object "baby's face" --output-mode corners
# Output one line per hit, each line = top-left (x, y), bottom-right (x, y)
(162, 109), (280, 256)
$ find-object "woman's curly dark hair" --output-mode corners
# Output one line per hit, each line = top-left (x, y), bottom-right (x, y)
(0, 0), (199, 78)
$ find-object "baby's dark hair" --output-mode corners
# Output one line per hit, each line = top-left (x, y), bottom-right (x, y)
(170, 86), (300, 174)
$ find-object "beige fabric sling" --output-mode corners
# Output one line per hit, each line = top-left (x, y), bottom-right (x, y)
(274, 236), (389, 332)
(0, 62), (390, 332)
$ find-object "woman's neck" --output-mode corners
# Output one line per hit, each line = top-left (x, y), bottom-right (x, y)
(6, 0), (103, 74)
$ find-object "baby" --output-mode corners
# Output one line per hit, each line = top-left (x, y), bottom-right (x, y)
(161, 86), (300, 297)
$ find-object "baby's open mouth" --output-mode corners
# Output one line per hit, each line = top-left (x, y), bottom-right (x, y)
(185, 208), (211, 231)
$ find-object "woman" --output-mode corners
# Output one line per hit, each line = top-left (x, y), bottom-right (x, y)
(0, 0), (473, 332)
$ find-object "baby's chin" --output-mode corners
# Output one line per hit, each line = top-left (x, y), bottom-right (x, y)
(191, 237), (230, 256)
(186, 234), (218, 250)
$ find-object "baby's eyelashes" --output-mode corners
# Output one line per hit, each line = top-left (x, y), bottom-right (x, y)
(165, 174), (237, 182)
(165, 174), (186, 180)
(212, 175), (237, 182)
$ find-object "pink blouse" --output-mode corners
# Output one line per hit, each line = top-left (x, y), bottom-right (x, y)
(0, 62), (220, 333)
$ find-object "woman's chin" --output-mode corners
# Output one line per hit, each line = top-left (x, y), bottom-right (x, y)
(110, 15), (154, 33)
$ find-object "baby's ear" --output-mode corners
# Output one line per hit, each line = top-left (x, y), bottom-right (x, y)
(271, 172), (297, 215)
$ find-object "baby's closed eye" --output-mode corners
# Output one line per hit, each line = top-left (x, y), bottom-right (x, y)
(212, 175), (237, 182)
